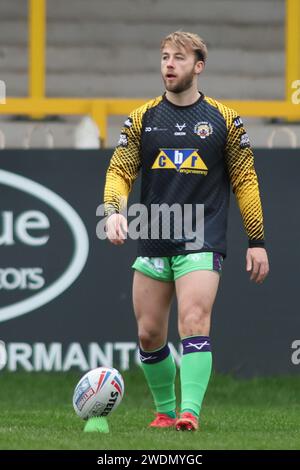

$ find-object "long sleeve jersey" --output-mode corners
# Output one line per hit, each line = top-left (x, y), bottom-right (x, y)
(104, 93), (264, 257)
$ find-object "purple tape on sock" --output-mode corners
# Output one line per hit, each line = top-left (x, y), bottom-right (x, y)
(139, 344), (170, 364)
(182, 336), (211, 354)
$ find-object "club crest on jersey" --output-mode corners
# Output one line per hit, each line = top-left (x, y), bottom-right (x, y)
(152, 149), (208, 175)
(194, 121), (213, 139)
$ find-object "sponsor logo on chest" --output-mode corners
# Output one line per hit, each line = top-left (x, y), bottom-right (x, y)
(152, 149), (208, 175)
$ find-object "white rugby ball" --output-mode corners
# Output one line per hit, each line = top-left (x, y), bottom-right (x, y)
(73, 367), (124, 419)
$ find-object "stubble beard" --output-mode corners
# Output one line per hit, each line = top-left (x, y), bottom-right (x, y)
(163, 69), (195, 94)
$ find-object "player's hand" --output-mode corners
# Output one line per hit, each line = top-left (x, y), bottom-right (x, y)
(105, 213), (128, 245)
(246, 247), (269, 284)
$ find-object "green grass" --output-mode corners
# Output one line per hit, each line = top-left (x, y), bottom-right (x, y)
(0, 370), (299, 450)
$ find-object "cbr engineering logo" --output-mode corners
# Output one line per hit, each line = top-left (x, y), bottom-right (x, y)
(0, 170), (89, 322)
(151, 149), (208, 175)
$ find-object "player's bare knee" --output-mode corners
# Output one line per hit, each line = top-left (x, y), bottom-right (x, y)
(179, 305), (211, 336)
(138, 330), (164, 351)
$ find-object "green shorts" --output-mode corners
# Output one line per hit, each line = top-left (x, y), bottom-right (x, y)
(132, 252), (223, 282)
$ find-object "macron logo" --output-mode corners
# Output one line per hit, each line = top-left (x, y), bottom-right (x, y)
(186, 341), (210, 351)
(175, 123), (186, 132)
(140, 355), (158, 362)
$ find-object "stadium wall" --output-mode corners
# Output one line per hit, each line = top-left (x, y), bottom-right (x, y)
(0, 149), (299, 377)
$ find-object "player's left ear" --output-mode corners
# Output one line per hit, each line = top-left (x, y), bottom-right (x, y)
(194, 60), (205, 75)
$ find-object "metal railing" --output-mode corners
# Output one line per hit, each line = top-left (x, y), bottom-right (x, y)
(0, 0), (299, 146)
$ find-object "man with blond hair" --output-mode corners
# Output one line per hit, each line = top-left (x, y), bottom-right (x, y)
(104, 31), (269, 431)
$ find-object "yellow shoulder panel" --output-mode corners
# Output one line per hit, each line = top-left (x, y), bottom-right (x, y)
(104, 96), (163, 214)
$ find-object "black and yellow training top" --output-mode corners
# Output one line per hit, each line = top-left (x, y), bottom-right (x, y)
(104, 93), (265, 257)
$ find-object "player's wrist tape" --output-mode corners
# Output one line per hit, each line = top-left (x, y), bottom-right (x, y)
(248, 239), (265, 248)
(104, 207), (120, 217)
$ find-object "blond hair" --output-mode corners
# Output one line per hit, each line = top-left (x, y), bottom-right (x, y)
(161, 31), (208, 63)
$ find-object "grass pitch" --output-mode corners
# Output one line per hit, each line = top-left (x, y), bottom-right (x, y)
(0, 370), (299, 450)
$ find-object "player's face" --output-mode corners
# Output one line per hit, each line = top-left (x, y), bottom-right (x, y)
(161, 43), (203, 93)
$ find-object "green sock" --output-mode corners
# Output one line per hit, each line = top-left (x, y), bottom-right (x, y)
(140, 344), (176, 416)
(180, 337), (212, 418)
